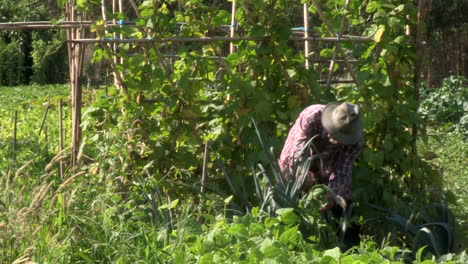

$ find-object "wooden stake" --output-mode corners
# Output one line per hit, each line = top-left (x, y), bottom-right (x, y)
(59, 99), (65, 178)
(200, 141), (209, 194)
(303, 3), (310, 69)
(13, 110), (18, 166)
(44, 124), (48, 154)
(38, 100), (50, 137)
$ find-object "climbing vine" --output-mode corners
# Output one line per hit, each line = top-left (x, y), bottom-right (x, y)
(82, 0), (439, 215)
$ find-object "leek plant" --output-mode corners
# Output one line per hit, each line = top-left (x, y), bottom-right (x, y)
(368, 189), (457, 259)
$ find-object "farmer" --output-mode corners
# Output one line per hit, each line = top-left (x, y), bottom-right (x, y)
(279, 102), (364, 215)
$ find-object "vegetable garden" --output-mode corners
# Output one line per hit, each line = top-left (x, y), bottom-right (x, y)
(0, 0), (467, 263)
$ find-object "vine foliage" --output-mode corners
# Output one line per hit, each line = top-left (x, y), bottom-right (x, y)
(81, 0), (440, 225)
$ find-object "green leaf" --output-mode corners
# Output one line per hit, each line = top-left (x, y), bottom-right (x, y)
(320, 256), (338, 264)
(251, 206), (259, 217)
(383, 139), (394, 152)
(224, 195), (234, 205)
(228, 223), (248, 237)
(388, 17), (402, 29)
(276, 208), (300, 225)
(263, 244), (283, 259)
(173, 250), (186, 264)
(320, 48), (334, 58)
(92, 48), (104, 63)
(279, 225), (300, 246)
(339, 255), (354, 264)
(77, 251), (93, 264)
(199, 253), (214, 264)
(357, 70), (371, 86)
(111, 194), (122, 203)
(373, 25), (386, 43)
(366, 1), (381, 12)
(226, 52), (241, 66)
(159, 199), (179, 210)
(394, 4), (405, 13)
(323, 247), (341, 261)
(76, 0), (87, 8)
(212, 10), (231, 26)
(444, 190), (458, 205)
(363, 149), (384, 166)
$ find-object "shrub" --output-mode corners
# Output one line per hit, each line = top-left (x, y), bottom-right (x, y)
(419, 76), (468, 136)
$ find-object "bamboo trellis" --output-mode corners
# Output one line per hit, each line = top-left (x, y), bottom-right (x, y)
(65, 3), (85, 167)
(0, 1), (377, 168)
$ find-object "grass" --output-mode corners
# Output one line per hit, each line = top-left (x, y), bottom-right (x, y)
(418, 132), (468, 249)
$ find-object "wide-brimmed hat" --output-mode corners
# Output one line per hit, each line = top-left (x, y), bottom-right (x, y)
(321, 102), (363, 145)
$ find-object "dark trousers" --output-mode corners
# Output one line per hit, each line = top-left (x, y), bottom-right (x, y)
(331, 199), (352, 218)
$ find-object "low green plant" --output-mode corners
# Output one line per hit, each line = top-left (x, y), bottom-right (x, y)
(417, 132), (467, 249)
(368, 189), (458, 260)
(419, 76), (468, 136)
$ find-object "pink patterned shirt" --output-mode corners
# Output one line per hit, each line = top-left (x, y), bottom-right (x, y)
(278, 104), (364, 200)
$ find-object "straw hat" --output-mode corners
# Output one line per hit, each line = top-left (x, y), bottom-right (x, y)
(321, 102), (363, 145)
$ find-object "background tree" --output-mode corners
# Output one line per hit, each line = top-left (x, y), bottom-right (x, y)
(0, 0), (67, 85)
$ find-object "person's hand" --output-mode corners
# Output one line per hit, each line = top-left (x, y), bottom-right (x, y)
(319, 195), (347, 213)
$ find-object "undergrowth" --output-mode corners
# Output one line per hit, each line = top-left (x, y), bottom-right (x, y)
(0, 84), (466, 263)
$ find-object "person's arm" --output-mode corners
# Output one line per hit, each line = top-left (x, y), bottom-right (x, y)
(320, 141), (364, 212)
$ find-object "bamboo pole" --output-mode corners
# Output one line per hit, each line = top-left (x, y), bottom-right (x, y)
(0, 25), (85, 30)
(317, 79), (354, 84)
(326, 0), (351, 89)
(310, 0), (358, 84)
(0, 21), (137, 30)
(229, 1), (236, 54)
(226, 0), (238, 102)
(112, 0), (119, 75)
(69, 35), (373, 44)
(0, 21), (89, 25)
(101, 0), (109, 36)
(303, 3), (310, 69)
(159, 54), (359, 63)
(405, 15), (411, 36)
(310, 59), (359, 63)
(66, 3), (85, 167)
(119, 0), (124, 65)
(66, 3), (74, 167)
